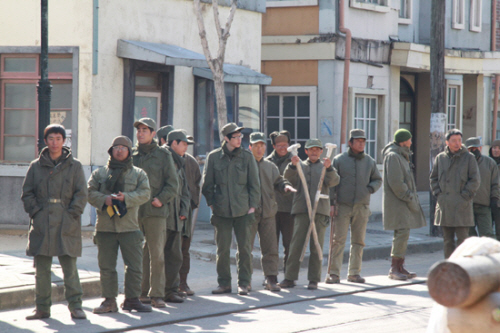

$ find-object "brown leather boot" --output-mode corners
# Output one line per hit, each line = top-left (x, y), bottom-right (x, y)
(400, 258), (417, 279)
(121, 298), (152, 312)
(265, 275), (281, 292)
(26, 309), (50, 320)
(388, 257), (407, 281)
(93, 298), (118, 314)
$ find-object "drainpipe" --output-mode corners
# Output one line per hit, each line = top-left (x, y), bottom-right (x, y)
(493, 75), (499, 140)
(93, 0), (99, 75)
(339, 0), (351, 150)
(492, 0), (498, 140)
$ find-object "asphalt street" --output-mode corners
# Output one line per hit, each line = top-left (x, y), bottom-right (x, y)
(0, 250), (442, 333)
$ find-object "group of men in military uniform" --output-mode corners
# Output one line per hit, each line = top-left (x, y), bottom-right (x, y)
(22, 118), (438, 320)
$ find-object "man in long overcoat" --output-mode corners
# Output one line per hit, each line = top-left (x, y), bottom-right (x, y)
(465, 137), (499, 238)
(430, 129), (480, 259)
(22, 124), (88, 320)
(489, 139), (500, 240)
(382, 129), (426, 281)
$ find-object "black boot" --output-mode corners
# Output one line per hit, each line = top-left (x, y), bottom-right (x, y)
(121, 298), (152, 312)
(400, 258), (417, 279)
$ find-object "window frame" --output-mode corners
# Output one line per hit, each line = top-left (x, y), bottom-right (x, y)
(0, 47), (78, 163)
(348, 87), (387, 163)
(265, 86), (317, 158)
(470, 0), (482, 32)
(350, 0), (390, 13)
(452, 0), (465, 30)
(398, 0), (412, 25)
(446, 82), (463, 131)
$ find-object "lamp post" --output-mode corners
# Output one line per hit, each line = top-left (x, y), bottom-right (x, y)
(37, 0), (52, 152)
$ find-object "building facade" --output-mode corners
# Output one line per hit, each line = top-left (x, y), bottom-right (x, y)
(0, 0), (269, 225)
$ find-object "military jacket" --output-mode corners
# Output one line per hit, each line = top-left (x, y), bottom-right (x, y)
(22, 147), (88, 257)
(166, 147), (191, 232)
(132, 142), (179, 218)
(430, 145), (480, 227)
(472, 155), (500, 206)
(202, 146), (261, 218)
(382, 142), (426, 230)
(330, 149), (382, 206)
(88, 164), (150, 233)
(284, 159), (340, 217)
(265, 151), (294, 213)
(255, 158), (291, 219)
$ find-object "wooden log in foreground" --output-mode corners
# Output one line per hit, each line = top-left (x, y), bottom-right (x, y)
(427, 253), (500, 308)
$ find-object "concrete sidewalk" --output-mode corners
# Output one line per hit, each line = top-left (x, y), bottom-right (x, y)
(0, 192), (443, 311)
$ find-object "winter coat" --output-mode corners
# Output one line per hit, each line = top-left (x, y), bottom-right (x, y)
(284, 159), (340, 217)
(132, 143), (179, 218)
(87, 164), (150, 233)
(166, 147), (191, 232)
(265, 151), (294, 213)
(202, 146), (261, 218)
(255, 158), (291, 219)
(430, 145), (480, 227)
(183, 152), (202, 237)
(330, 149), (382, 206)
(472, 155), (500, 206)
(21, 147), (88, 257)
(382, 142), (426, 230)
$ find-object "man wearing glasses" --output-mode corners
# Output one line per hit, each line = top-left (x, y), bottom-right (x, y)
(202, 123), (261, 295)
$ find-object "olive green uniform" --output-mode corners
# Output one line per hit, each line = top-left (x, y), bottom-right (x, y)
(21, 147), (88, 313)
(328, 149), (382, 277)
(180, 153), (202, 285)
(132, 141), (179, 298)
(202, 143), (260, 288)
(250, 158), (291, 278)
(430, 145), (480, 258)
(382, 142), (426, 258)
(284, 159), (340, 283)
(265, 151), (294, 269)
(163, 146), (191, 298)
(88, 162), (150, 299)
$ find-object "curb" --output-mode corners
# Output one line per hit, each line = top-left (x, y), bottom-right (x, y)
(0, 277), (102, 311)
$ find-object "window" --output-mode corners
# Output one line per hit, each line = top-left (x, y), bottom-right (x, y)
(354, 96), (378, 160)
(470, 0), (482, 32)
(194, 78), (261, 156)
(0, 54), (73, 162)
(452, 0), (465, 30)
(350, 0), (390, 12)
(267, 94), (311, 159)
(447, 85), (459, 130)
(398, 0), (412, 24)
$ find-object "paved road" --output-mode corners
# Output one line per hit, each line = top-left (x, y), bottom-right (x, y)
(0, 251), (442, 333)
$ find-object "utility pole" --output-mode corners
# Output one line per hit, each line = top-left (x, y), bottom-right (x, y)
(37, 0), (52, 152)
(429, 0), (446, 237)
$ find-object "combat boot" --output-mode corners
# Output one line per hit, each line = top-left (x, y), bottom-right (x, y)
(388, 257), (408, 281)
(264, 275), (281, 291)
(93, 298), (118, 314)
(121, 298), (152, 312)
(400, 258), (417, 279)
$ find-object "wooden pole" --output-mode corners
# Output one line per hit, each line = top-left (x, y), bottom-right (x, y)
(427, 253), (500, 308)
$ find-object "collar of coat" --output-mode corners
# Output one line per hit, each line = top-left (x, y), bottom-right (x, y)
(39, 146), (72, 168)
(445, 145), (467, 157)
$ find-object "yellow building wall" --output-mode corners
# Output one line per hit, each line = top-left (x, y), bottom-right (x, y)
(262, 6), (319, 36)
(262, 60), (318, 86)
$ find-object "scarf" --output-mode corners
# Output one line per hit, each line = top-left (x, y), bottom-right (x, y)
(106, 156), (133, 193)
(169, 147), (185, 169)
(348, 147), (365, 160)
(271, 150), (290, 168)
(138, 139), (158, 155)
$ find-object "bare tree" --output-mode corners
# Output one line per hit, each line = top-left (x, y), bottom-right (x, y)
(193, 0), (238, 143)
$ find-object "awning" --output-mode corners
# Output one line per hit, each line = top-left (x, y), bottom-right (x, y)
(117, 39), (272, 85)
(193, 64), (272, 85)
(117, 39), (208, 68)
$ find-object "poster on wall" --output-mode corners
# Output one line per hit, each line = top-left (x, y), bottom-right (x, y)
(430, 112), (447, 169)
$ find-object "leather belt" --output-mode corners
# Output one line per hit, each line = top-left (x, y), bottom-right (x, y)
(48, 198), (62, 203)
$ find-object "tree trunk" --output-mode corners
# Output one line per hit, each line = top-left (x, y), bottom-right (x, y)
(429, 0), (446, 237)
